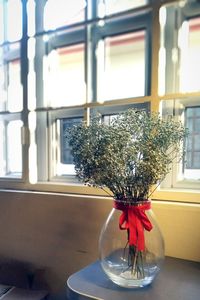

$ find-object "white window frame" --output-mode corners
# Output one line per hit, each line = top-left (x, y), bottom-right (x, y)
(0, 0), (199, 202)
(47, 108), (84, 183)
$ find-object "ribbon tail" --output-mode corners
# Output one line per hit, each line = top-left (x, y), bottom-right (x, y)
(140, 210), (153, 232)
(128, 206), (153, 251)
(119, 210), (128, 230)
(129, 210), (145, 251)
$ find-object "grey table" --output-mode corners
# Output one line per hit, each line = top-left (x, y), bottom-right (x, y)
(67, 257), (200, 300)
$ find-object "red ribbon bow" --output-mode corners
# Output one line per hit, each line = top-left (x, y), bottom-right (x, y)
(114, 201), (153, 251)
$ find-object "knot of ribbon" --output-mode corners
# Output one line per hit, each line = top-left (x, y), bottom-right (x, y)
(114, 200), (153, 251)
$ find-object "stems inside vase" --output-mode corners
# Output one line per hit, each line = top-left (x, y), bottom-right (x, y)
(123, 243), (145, 279)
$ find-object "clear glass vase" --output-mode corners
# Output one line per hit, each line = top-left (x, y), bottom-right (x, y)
(99, 200), (165, 288)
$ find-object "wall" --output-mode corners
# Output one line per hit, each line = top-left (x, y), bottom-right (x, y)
(0, 190), (199, 293)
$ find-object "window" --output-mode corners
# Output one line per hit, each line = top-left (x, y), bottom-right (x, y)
(44, 0), (86, 30)
(159, 1), (200, 191)
(7, 0), (22, 42)
(0, 115), (23, 178)
(0, 0), (199, 200)
(180, 17), (200, 93)
(97, 31), (146, 101)
(185, 107), (200, 172)
(98, 0), (148, 16)
(161, 98), (200, 189)
(0, 0), (22, 179)
(52, 113), (83, 179)
(159, 7), (200, 95)
(45, 44), (86, 107)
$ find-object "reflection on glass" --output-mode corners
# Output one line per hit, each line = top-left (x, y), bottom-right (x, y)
(27, 0), (35, 37)
(28, 38), (36, 111)
(0, 64), (6, 111)
(0, 121), (5, 176)
(0, 2), (3, 44)
(97, 31), (146, 101)
(161, 99), (200, 183)
(8, 59), (23, 112)
(44, 0), (86, 30)
(0, 119), (23, 177)
(7, 0), (22, 42)
(185, 107), (200, 171)
(7, 120), (23, 175)
(180, 17), (200, 93)
(103, 114), (117, 125)
(159, 3), (200, 95)
(29, 112), (37, 184)
(98, 0), (148, 16)
(45, 44), (86, 107)
(57, 117), (82, 176)
(35, 111), (48, 181)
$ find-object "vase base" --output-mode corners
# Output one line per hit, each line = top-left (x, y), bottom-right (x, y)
(102, 265), (159, 288)
(106, 273), (154, 288)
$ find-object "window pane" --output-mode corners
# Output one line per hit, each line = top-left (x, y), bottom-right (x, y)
(186, 136), (192, 151)
(8, 59), (23, 112)
(185, 106), (200, 169)
(44, 0), (86, 30)
(7, 120), (23, 174)
(7, 0), (22, 42)
(0, 45), (22, 113)
(0, 2), (3, 44)
(35, 111), (48, 182)
(161, 99), (200, 182)
(193, 152), (200, 167)
(27, 0), (36, 37)
(103, 114), (117, 125)
(0, 62), (6, 111)
(98, 0), (148, 16)
(97, 31), (146, 101)
(159, 4), (200, 94)
(0, 119), (23, 177)
(0, 121), (5, 176)
(45, 44), (86, 107)
(195, 118), (200, 132)
(194, 135), (200, 151)
(180, 17), (200, 93)
(58, 117), (82, 176)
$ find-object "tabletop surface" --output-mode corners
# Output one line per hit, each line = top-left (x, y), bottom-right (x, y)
(67, 257), (200, 300)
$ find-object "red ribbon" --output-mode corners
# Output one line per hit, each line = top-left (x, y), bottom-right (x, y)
(114, 201), (153, 251)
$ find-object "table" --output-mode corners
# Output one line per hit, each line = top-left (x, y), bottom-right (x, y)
(0, 284), (48, 299)
(67, 257), (200, 300)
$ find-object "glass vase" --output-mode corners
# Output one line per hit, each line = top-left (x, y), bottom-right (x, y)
(99, 200), (165, 288)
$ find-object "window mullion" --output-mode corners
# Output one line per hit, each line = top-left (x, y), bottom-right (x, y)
(150, 1), (160, 112)
(20, 0), (29, 182)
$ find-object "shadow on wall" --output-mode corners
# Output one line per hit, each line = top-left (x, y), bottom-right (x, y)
(0, 191), (112, 293)
(0, 257), (49, 290)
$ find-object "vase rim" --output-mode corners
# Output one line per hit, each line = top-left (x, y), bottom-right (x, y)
(114, 198), (151, 205)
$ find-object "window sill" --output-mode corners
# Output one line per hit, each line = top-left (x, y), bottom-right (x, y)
(0, 180), (199, 204)
(152, 188), (200, 204)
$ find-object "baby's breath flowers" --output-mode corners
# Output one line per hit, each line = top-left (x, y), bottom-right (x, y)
(66, 109), (187, 202)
